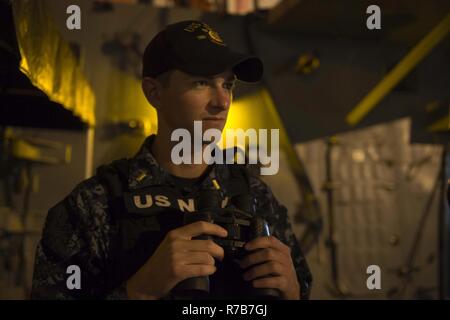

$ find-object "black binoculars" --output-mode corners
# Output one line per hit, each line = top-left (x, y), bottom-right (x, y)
(171, 189), (281, 300)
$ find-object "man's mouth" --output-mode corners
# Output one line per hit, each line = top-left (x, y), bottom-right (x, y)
(203, 117), (225, 121)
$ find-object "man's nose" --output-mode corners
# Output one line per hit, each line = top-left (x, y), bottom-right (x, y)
(210, 87), (231, 111)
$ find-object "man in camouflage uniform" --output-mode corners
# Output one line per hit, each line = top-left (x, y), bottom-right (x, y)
(31, 20), (312, 300)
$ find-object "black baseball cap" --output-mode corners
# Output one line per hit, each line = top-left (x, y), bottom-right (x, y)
(142, 20), (263, 83)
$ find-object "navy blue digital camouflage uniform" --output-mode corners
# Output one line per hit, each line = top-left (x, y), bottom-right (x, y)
(31, 135), (312, 300)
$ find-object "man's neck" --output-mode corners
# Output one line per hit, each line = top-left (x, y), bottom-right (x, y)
(150, 130), (209, 179)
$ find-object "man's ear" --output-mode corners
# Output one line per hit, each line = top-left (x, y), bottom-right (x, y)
(142, 77), (162, 109)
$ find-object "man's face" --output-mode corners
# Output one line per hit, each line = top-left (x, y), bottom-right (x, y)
(157, 69), (236, 135)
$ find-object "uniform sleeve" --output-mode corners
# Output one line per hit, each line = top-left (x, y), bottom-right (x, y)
(30, 182), (128, 300)
(250, 175), (313, 300)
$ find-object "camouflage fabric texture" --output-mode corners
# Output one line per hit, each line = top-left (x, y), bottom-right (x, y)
(31, 135), (312, 300)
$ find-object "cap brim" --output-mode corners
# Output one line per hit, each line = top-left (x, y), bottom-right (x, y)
(175, 51), (264, 83)
(230, 53), (264, 83)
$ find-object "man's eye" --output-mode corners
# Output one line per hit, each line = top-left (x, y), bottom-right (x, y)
(194, 80), (209, 87)
(224, 82), (235, 90)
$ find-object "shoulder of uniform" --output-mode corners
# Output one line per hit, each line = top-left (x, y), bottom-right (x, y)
(50, 158), (127, 220)
(248, 172), (273, 196)
(248, 173), (287, 221)
(57, 175), (109, 217)
(94, 158), (131, 194)
(95, 158), (130, 181)
(41, 175), (109, 260)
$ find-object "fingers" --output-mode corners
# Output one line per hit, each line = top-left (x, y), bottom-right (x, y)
(180, 252), (215, 266)
(184, 265), (217, 278)
(170, 221), (228, 240)
(251, 275), (300, 300)
(173, 239), (225, 261)
(171, 264), (217, 282)
(245, 236), (291, 257)
(239, 248), (290, 269)
(251, 276), (288, 293)
(242, 261), (285, 281)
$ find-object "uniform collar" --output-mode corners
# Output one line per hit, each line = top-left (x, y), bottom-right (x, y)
(127, 135), (228, 192)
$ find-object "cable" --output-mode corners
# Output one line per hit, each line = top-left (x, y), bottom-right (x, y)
(393, 145), (446, 299)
